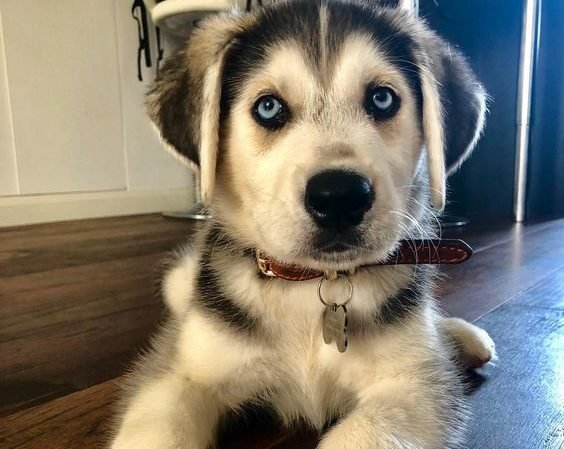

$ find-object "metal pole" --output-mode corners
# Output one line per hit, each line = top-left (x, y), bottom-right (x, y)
(514, 0), (541, 222)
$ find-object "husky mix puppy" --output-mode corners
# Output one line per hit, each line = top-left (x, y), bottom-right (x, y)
(111, 1), (495, 448)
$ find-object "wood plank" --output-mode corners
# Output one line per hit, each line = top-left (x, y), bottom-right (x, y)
(0, 221), (195, 278)
(0, 215), (196, 254)
(443, 219), (557, 254)
(438, 218), (564, 320)
(509, 265), (564, 311)
(0, 378), (119, 449)
(0, 214), (186, 241)
(0, 254), (166, 416)
(465, 272), (564, 449)
(0, 215), (195, 413)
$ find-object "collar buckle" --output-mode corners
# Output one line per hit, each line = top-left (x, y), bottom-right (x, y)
(256, 250), (276, 277)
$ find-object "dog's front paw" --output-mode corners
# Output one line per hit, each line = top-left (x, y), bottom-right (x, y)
(443, 317), (497, 368)
(111, 430), (178, 449)
(111, 422), (198, 449)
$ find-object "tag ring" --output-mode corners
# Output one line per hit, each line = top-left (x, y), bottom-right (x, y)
(317, 273), (353, 307)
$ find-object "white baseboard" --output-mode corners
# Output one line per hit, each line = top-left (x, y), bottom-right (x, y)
(0, 187), (195, 228)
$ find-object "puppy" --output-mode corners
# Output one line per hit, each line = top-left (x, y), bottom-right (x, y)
(111, 1), (495, 448)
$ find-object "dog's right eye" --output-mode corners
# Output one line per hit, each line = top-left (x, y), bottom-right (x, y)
(252, 95), (289, 129)
(364, 85), (400, 121)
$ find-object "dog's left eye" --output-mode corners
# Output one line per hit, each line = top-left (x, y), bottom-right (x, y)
(364, 86), (400, 120)
(253, 95), (289, 129)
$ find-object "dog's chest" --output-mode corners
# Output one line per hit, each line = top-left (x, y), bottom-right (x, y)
(181, 261), (418, 425)
(258, 281), (383, 425)
(253, 275), (420, 425)
(264, 318), (355, 427)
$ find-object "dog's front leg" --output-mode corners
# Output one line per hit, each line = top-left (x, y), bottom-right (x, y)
(111, 373), (225, 449)
(317, 379), (460, 449)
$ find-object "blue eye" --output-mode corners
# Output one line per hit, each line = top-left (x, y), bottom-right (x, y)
(252, 95), (289, 129)
(364, 86), (400, 120)
(372, 88), (394, 110)
(257, 96), (282, 119)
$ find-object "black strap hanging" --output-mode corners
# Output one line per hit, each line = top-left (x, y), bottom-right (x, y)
(131, 0), (152, 81)
(155, 26), (165, 76)
(135, 0), (267, 80)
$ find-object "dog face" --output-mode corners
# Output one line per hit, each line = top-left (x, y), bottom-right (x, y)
(148, 0), (486, 270)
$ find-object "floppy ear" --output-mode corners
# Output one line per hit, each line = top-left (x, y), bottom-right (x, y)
(146, 14), (243, 204)
(418, 35), (487, 210)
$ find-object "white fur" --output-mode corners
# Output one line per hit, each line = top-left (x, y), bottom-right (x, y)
(162, 248), (197, 318)
(443, 317), (497, 368)
(199, 58), (224, 204)
(420, 69), (446, 211)
(112, 373), (225, 449)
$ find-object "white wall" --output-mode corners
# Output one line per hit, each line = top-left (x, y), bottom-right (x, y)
(0, 7), (18, 197)
(0, 0), (193, 227)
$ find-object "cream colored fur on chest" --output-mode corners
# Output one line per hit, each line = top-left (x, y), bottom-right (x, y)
(163, 249), (474, 429)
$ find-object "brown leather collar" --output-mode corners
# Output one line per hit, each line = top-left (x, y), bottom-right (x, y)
(256, 239), (473, 281)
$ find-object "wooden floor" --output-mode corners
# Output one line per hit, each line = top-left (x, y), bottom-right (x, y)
(1, 214), (563, 448)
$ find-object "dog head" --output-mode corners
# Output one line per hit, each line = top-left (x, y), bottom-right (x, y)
(148, 0), (486, 271)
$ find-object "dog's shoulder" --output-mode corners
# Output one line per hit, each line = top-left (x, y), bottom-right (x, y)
(161, 224), (212, 319)
(162, 243), (198, 319)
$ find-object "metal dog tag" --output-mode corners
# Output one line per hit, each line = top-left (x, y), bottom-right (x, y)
(322, 304), (348, 353)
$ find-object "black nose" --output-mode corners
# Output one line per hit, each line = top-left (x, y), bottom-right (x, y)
(305, 170), (375, 231)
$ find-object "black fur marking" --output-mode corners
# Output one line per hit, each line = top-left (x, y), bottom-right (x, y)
(376, 268), (429, 325)
(326, 2), (423, 118)
(438, 50), (485, 172)
(221, 0), (423, 119)
(217, 400), (280, 446)
(148, 50), (200, 165)
(221, 0), (322, 116)
(196, 227), (258, 332)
